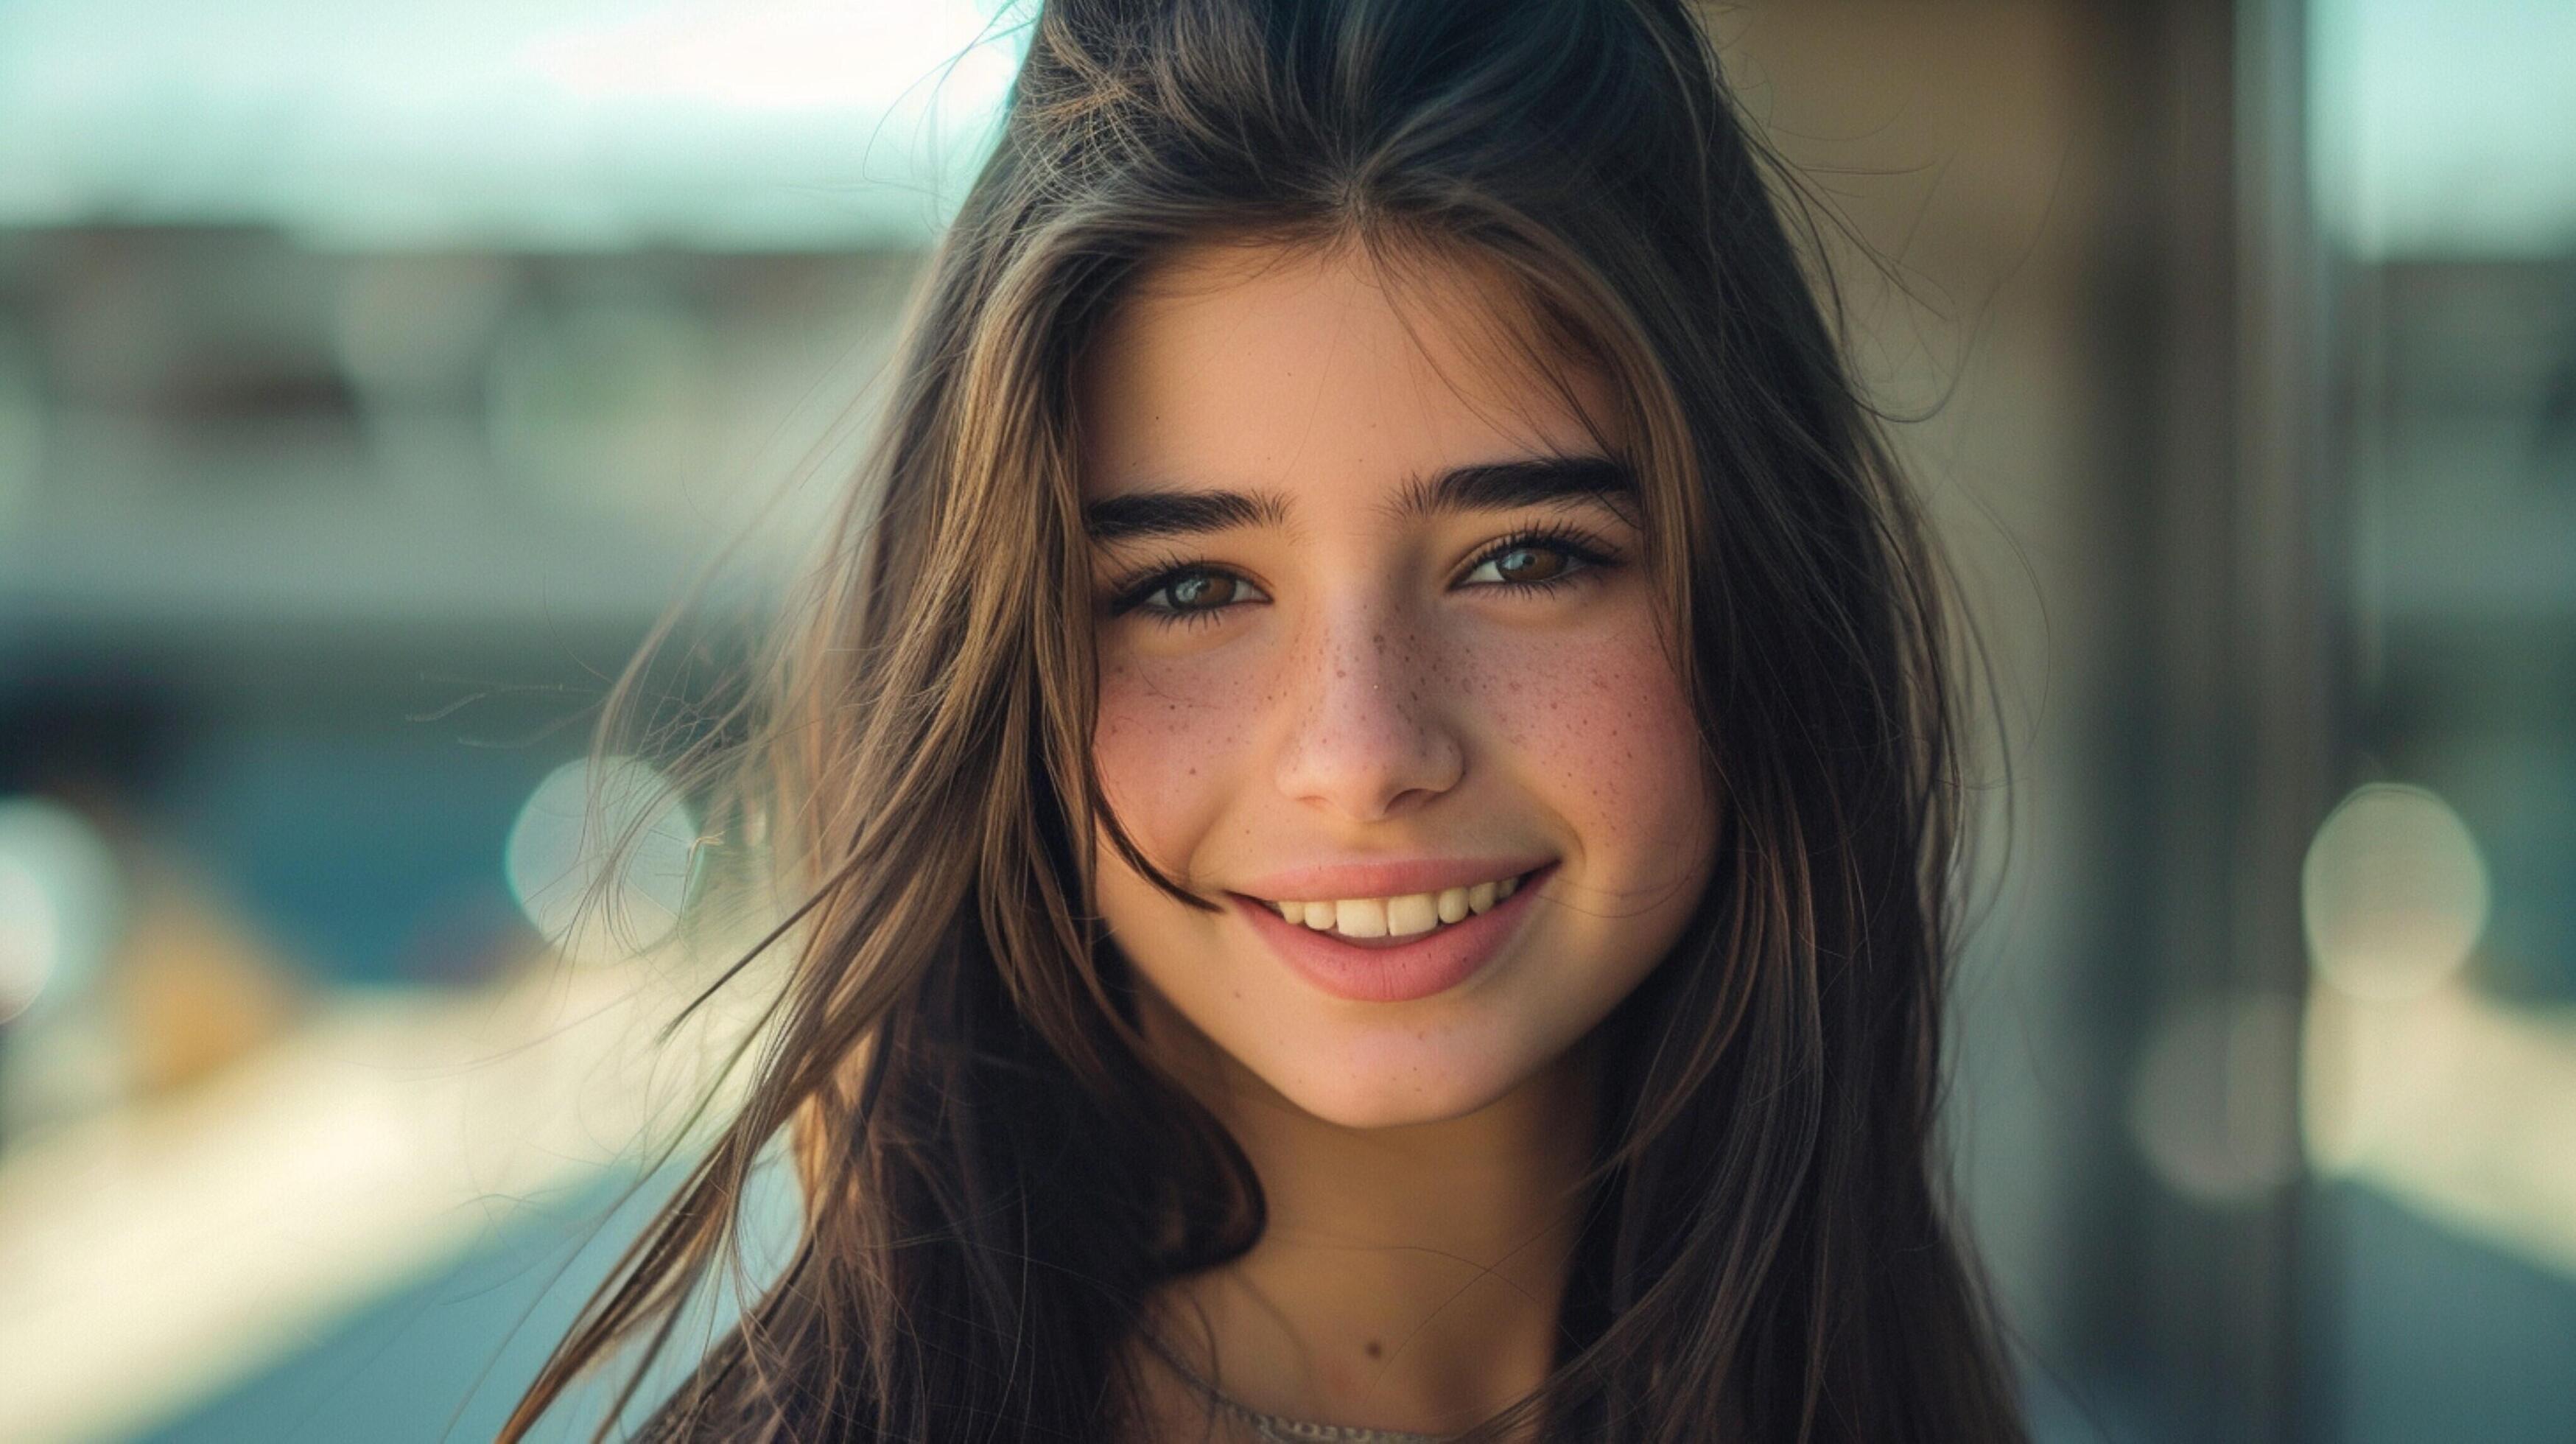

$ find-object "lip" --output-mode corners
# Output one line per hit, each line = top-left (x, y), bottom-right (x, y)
(1230, 861), (1557, 1003)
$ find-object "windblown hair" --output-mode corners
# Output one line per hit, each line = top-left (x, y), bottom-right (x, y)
(505, 0), (2026, 1439)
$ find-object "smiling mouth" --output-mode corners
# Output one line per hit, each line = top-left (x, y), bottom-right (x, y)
(1242, 867), (1538, 945)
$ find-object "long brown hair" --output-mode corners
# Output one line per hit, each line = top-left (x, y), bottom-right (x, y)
(505, 0), (2027, 1437)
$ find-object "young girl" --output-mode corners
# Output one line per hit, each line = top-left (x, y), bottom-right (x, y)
(508, 0), (2026, 1438)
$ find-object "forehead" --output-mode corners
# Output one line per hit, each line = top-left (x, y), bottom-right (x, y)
(1075, 239), (1617, 502)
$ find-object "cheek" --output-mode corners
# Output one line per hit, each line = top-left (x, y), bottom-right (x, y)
(1456, 609), (1710, 870)
(1098, 607), (1709, 855)
(1093, 648), (1268, 859)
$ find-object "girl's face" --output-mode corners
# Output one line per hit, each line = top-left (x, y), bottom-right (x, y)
(1079, 240), (1718, 1129)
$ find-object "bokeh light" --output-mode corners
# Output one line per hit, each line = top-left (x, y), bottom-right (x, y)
(2130, 989), (2306, 1205)
(2302, 782), (2491, 1000)
(502, 757), (699, 967)
(0, 798), (123, 1023)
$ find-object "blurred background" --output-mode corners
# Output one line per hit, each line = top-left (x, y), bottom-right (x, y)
(0, 0), (2569, 1438)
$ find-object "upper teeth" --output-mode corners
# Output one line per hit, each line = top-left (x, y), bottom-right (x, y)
(1266, 875), (1523, 939)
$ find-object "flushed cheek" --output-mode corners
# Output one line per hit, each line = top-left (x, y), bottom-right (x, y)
(1455, 619), (1708, 869)
(1094, 649), (1271, 851)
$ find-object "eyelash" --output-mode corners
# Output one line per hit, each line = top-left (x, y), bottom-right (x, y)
(1101, 554), (1235, 631)
(1103, 523), (1621, 632)
(1458, 523), (1620, 599)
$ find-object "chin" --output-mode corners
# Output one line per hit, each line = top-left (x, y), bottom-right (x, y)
(1239, 1011), (1557, 1130)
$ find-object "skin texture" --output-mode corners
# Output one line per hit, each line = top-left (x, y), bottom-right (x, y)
(1080, 239), (1719, 1434)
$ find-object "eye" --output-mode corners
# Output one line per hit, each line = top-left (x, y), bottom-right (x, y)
(1112, 564), (1271, 626)
(1464, 544), (1570, 586)
(1459, 528), (1615, 592)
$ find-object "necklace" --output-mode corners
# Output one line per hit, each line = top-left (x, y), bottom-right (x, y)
(1136, 1331), (1454, 1444)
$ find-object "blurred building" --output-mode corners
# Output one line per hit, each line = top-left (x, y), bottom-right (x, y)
(0, 1), (2569, 1440)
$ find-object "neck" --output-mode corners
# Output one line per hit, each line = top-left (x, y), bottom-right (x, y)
(1137, 992), (1598, 1438)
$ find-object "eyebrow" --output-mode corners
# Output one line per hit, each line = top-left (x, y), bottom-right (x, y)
(1082, 453), (1640, 547)
(1391, 454), (1640, 524)
(1082, 486), (1287, 546)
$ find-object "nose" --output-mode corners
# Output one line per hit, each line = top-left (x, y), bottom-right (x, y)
(1271, 595), (1467, 822)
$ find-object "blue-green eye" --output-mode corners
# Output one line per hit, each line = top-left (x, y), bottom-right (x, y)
(1113, 566), (1271, 625)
